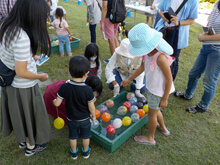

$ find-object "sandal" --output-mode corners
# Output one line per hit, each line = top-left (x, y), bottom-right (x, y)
(174, 91), (191, 100)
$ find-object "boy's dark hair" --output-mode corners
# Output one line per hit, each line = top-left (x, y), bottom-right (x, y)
(69, 56), (90, 78)
(84, 43), (100, 70)
(0, 0), (51, 56)
(55, 8), (64, 28)
(85, 75), (103, 97)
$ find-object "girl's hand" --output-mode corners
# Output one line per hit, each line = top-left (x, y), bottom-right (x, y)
(120, 79), (131, 87)
(33, 55), (40, 61)
(198, 32), (209, 42)
(159, 98), (168, 108)
(89, 19), (92, 23)
(39, 73), (48, 82)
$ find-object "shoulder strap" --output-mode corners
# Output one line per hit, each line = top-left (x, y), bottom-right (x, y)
(175, 0), (188, 15)
(7, 0), (10, 14)
(96, 0), (102, 11)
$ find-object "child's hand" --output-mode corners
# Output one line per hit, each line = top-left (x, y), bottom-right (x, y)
(159, 98), (168, 108)
(92, 115), (96, 121)
(39, 73), (48, 82)
(121, 79), (131, 87)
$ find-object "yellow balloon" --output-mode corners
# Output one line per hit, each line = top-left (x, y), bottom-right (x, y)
(54, 117), (65, 129)
(122, 116), (132, 126)
(143, 104), (149, 113)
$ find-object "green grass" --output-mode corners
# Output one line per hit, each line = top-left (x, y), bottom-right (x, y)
(0, 1), (220, 164)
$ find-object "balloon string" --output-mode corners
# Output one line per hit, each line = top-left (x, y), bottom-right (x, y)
(56, 107), (59, 118)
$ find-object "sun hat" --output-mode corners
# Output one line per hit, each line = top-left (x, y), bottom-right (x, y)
(115, 38), (135, 59)
(128, 23), (173, 56)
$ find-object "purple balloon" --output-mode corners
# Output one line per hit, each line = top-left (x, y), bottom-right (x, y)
(98, 105), (108, 114)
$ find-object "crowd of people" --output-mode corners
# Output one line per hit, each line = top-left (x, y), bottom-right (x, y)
(0, 0), (220, 160)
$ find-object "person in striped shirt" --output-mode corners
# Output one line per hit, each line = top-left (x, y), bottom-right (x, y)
(0, 0), (51, 156)
(174, 0), (220, 113)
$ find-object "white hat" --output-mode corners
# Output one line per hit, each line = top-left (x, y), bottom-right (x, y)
(115, 38), (134, 59)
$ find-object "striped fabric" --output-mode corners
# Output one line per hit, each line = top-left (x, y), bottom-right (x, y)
(0, 0), (17, 19)
(0, 29), (38, 88)
(204, 1), (220, 45)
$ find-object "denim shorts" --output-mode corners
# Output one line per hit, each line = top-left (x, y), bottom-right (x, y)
(67, 117), (91, 139)
(146, 89), (161, 110)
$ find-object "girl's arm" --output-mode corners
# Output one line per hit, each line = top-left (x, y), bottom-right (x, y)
(88, 101), (96, 121)
(198, 32), (220, 42)
(157, 54), (173, 108)
(65, 27), (72, 36)
(15, 60), (48, 82)
(53, 97), (62, 107)
(97, 60), (102, 79)
(121, 60), (145, 87)
(87, 5), (94, 23)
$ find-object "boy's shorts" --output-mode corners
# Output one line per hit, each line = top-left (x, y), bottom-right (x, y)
(67, 117), (91, 139)
(146, 89), (161, 110)
(104, 18), (119, 39)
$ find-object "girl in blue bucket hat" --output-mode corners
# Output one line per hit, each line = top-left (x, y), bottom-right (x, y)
(121, 23), (175, 145)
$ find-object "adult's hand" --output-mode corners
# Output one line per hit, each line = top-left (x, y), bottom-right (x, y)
(170, 15), (179, 26)
(113, 83), (120, 97)
(100, 22), (104, 32)
(162, 13), (169, 23)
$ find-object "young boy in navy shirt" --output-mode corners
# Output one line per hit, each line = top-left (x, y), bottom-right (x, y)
(53, 56), (96, 159)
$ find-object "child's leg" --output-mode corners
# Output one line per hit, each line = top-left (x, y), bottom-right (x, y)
(157, 110), (169, 133)
(146, 108), (159, 142)
(89, 24), (97, 43)
(70, 139), (77, 152)
(82, 139), (90, 151)
(134, 108), (158, 144)
(57, 35), (64, 55)
(64, 34), (71, 54)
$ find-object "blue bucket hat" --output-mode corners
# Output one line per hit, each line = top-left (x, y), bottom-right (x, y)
(128, 23), (173, 56)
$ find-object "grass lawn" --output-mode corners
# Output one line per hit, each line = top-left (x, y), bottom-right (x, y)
(0, 1), (220, 164)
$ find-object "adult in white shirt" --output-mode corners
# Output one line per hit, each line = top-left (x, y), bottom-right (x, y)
(105, 38), (146, 97)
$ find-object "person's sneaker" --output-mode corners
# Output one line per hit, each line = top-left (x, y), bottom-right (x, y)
(60, 53), (64, 57)
(70, 147), (78, 160)
(19, 142), (26, 149)
(68, 53), (72, 57)
(186, 105), (206, 114)
(174, 91), (191, 100)
(82, 146), (91, 159)
(25, 144), (47, 157)
(103, 59), (109, 63)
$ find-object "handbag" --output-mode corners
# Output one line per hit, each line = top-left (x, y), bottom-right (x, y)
(0, 60), (16, 87)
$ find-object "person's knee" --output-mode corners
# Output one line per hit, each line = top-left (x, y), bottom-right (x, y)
(108, 83), (114, 90)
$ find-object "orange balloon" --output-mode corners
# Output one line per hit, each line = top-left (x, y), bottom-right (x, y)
(136, 109), (145, 118)
(101, 112), (111, 122)
(95, 109), (101, 118)
(106, 99), (114, 108)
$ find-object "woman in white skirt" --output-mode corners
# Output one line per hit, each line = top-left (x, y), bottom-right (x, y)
(0, 0), (51, 156)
